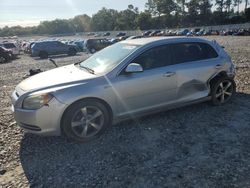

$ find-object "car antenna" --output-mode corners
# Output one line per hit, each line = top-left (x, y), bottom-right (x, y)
(48, 58), (58, 67)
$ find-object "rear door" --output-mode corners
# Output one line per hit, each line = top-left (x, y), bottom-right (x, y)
(56, 41), (68, 54)
(113, 45), (178, 116)
(170, 42), (220, 102)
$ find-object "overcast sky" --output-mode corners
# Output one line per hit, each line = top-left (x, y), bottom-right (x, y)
(0, 0), (147, 27)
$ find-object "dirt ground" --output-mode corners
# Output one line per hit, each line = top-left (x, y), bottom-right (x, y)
(0, 36), (250, 188)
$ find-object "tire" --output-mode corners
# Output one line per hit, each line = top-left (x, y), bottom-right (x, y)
(68, 48), (76, 56)
(90, 48), (96, 54)
(210, 77), (236, 106)
(0, 56), (7, 63)
(39, 51), (48, 59)
(61, 99), (112, 142)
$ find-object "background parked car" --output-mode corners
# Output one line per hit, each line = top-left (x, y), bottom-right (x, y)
(84, 38), (112, 53)
(176, 29), (189, 36)
(143, 31), (152, 36)
(0, 46), (13, 63)
(103, 32), (111, 36)
(109, 38), (120, 44)
(116, 32), (126, 37)
(31, 41), (78, 59)
(73, 41), (85, 52)
(126, 36), (143, 40)
(0, 42), (20, 58)
(149, 30), (161, 37)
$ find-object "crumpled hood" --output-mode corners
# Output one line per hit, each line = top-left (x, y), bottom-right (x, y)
(17, 64), (96, 92)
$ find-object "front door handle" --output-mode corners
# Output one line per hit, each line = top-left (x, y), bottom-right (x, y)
(163, 72), (176, 77)
(215, 64), (222, 69)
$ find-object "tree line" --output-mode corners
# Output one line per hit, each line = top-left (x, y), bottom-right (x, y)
(0, 0), (250, 37)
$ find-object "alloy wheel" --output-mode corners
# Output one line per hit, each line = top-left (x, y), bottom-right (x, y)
(215, 80), (234, 104)
(71, 106), (104, 138)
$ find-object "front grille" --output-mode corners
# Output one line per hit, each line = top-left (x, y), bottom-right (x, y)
(19, 123), (41, 131)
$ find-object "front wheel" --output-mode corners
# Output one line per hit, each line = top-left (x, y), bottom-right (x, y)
(61, 100), (112, 142)
(211, 77), (236, 106)
(0, 56), (7, 63)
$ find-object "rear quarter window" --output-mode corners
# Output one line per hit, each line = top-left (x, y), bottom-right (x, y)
(200, 43), (218, 59)
(171, 42), (218, 64)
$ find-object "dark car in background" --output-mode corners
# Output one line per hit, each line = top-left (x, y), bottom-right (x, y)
(116, 32), (126, 37)
(84, 38), (112, 53)
(0, 46), (13, 63)
(103, 32), (111, 36)
(31, 41), (78, 59)
(177, 29), (189, 36)
(73, 41), (85, 52)
(149, 30), (161, 37)
(143, 31), (152, 36)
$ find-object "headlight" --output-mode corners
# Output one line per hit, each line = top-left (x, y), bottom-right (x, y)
(22, 93), (53, 110)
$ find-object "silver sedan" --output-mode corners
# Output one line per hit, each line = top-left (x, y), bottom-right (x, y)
(11, 37), (236, 142)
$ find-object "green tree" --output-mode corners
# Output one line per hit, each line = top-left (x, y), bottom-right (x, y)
(234, 0), (242, 14)
(91, 8), (118, 31)
(137, 12), (153, 30)
(246, 7), (250, 20)
(115, 5), (139, 30)
(216, 0), (225, 13)
(200, 0), (212, 14)
(72, 14), (91, 32)
(176, 0), (186, 14)
(146, 0), (179, 16)
(225, 0), (233, 12)
(245, 0), (249, 10)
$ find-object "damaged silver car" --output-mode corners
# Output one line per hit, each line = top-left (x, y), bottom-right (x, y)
(11, 37), (236, 142)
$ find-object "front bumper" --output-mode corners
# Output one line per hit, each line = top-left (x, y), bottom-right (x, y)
(11, 94), (68, 136)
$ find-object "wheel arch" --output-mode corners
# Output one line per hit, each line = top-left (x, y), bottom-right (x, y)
(208, 71), (230, 94)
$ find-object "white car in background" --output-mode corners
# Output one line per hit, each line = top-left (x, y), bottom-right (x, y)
(0, 42), (20, 58)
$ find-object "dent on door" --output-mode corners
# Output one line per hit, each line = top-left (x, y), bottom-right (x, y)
(175, 62), (214, 101)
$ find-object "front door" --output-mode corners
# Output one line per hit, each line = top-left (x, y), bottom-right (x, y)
(113, 45), (178, 116)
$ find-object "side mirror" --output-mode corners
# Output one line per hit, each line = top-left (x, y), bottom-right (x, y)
(125, 63), (143, 73)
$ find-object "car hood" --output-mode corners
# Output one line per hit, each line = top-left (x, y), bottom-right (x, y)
(17, 64), (96, 92)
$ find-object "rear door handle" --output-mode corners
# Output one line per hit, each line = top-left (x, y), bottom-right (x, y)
(163, 72), (176, 77)
(215, 64), (222, 69)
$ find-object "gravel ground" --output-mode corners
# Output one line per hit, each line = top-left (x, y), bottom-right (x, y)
(0, 36), (250, 188)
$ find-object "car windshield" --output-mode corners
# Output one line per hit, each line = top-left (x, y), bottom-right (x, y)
(79, 42), (140, 74)
(3, 43), (16, 48)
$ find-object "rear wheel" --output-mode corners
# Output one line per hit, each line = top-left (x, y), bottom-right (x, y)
(61, 100), (112, 142)
(211, 77), (236, 105)
(68, 48), (76, 56)
(39, 51), (48, 59)
(90, 48), (96, 54)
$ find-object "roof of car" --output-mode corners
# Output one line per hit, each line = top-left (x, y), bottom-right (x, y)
(121, 36), (211, 46)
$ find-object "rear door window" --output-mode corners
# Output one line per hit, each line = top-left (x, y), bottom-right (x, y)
(171, 42), (218, 64)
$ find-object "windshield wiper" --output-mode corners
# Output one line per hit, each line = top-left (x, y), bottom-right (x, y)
(74, 62), (95, 74)
(80, 65), (95, 74)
